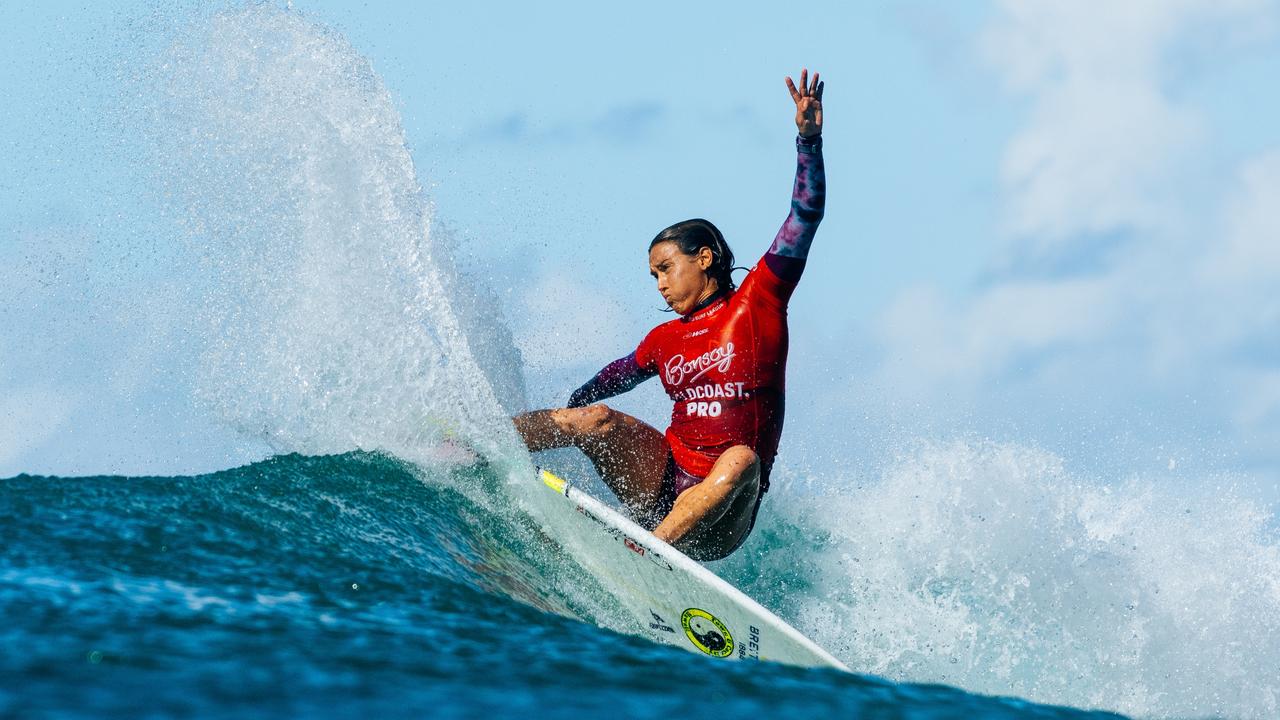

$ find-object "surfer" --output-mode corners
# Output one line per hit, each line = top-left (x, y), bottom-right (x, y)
(515, 69), (825, 561)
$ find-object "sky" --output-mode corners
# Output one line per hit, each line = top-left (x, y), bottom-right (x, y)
(3, 1), (1280, 507)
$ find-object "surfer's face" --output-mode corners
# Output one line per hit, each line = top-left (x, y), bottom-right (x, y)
(649, 242), (716, 315)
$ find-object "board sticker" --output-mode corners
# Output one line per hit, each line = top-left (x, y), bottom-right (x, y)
(681, 608), (734, 658)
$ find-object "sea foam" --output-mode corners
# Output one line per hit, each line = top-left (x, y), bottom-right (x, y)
(721, 440), (1280, 719)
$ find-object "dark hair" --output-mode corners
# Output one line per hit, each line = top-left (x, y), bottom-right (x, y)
(648, 218), (736, 292)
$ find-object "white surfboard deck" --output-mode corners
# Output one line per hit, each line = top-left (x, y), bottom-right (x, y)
(536, 468), (848, 670)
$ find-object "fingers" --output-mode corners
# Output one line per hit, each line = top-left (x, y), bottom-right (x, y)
(785, 76), (801, 103)
(788, 69), (825, 105)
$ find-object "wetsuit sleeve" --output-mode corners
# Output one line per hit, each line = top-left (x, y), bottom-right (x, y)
(763, 134), (826, 285)
(566, 352), (657, 408)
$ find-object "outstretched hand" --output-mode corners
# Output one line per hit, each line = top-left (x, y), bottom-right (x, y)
(785, 68), (823, 138)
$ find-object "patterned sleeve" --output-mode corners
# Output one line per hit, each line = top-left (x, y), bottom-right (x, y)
(763, 134), (826, 284)
(566, 351), (657, 408)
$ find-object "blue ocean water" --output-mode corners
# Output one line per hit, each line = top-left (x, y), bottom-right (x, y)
(1, 452), (1124, 720)
(5, 4), (1278, 718)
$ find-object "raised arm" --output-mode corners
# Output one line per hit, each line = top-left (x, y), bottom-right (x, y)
(767, 70), (826, 278)
(567, 352), (657, 408)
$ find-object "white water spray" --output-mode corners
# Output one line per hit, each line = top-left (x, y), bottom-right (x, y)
(722, 440), (1280, 718)
(132, 5), (526, 475)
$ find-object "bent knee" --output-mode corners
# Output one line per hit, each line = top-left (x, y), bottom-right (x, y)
(722, 445), (760, 468)
(558, 403), (619, 436)
(716, 445), (760, 486)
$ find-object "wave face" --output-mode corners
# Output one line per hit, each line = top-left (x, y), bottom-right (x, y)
(11, 4), (1275, 719)
(1, 453), (1125, 720)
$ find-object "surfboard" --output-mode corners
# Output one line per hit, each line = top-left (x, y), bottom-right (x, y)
(536, 468), (848, 670)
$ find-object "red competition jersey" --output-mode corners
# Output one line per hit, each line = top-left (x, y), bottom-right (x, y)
(635, 256), (798, 480)
(565, 134), (825, 493)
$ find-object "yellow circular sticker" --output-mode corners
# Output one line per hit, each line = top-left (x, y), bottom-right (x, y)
(681, 608), (734, 658)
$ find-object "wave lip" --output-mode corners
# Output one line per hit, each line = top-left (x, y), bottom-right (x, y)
(125, 3), (527, 474)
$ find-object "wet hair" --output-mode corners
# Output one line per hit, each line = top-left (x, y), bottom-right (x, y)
(648, 218), (736, 292)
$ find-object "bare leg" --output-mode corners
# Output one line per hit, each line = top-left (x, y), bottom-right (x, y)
(654, 445), (761, 561)
(514, 405), (669, 519)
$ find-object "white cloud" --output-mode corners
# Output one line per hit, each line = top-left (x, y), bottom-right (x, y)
(879, 276), (1116, 393)
(1204, 149), (1280, 287)
(981, 0), (1269, 255)
(871, 0), (1280, 473)
(1197, 150), (1280, 438)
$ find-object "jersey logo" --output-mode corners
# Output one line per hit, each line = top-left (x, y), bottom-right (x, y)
(665, 342), (735, 386)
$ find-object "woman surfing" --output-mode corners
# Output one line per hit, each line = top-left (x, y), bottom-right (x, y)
(515, 69), (826, 561)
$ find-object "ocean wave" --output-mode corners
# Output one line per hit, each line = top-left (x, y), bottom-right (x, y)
(0, 451), (1126, 719)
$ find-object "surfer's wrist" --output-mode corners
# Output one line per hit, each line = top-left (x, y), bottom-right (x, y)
(796, 133), (822, 153)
